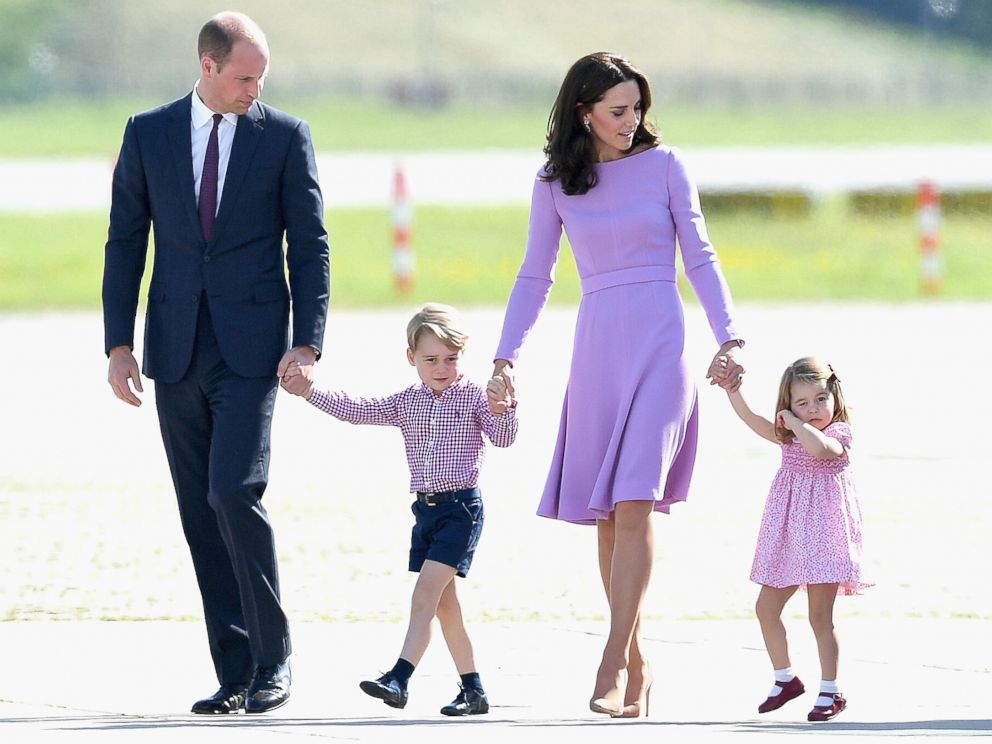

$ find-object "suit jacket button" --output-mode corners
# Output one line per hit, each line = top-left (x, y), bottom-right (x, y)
(192, 294), (199, 303)
(203, 255), (211, 263)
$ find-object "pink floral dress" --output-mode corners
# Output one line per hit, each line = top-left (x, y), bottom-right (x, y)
(750, 422), (871, 596)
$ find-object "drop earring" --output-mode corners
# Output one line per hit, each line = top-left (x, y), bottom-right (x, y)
(583, 119), (591, 133)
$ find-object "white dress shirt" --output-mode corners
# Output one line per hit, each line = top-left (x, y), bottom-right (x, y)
(191, 83), (238, 214)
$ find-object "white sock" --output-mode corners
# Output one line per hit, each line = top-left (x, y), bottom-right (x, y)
(768, 667), (795, 697)
(816, 679), (839, 707)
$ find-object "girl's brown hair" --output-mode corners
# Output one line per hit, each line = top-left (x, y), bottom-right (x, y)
(542, 52), (660, 196)
(774, 356), (849, 442)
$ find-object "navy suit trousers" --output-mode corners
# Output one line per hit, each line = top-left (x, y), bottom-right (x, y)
(155, 296), (290, 685)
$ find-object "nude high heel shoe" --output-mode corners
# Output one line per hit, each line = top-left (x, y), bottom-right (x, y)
(618, 681), (652, 718)
(589, 668), (627, 717)
(619, 663), (653, 718)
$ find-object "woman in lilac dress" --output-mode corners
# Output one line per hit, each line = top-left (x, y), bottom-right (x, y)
(492, 52), (745, 717)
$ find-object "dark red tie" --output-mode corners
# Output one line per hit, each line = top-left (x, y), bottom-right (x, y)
(198, 113), (222, 242)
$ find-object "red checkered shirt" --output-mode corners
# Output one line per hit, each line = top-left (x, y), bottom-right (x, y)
(308, 377), (517, 493)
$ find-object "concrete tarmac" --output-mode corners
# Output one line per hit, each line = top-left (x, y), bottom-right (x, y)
(1, 618), (988, 742)
(3, 305), (991, 741)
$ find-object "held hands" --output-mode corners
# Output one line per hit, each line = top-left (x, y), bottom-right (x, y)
(705, 342), (745, 393)
(278, 346), (317, 398)
(486, 373), (514, 415)
(280, 359), (315, 399)
(488, 360), (516, 414)
(108, 346), (143, 407)
(491, 359), (515, 399)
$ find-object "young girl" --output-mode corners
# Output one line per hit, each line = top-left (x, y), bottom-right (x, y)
(725, 356), (870, 722)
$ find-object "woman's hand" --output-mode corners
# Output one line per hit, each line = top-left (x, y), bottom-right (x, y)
(486, 375), (513, 415)
(492, 359), (515, 400)
(706, 341), (745, 393)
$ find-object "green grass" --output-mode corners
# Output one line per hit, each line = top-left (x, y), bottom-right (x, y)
(711, 200), (992, 300)
(2, 201), (989, 311)
(2, 98), (992, 157)
(0, 213), (110, 308)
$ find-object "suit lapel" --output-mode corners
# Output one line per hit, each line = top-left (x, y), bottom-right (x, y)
(166, 94), (202, 241)
(214, 102), (264, 243)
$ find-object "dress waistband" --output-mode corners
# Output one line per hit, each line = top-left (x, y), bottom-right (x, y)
(580, 265), (676, 295)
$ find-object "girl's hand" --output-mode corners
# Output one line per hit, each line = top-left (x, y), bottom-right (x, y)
(707, 355), (729, 384)
(776, 409), (799, 431)
(487, 375), (513, 415)
(706, 342), (745, 392)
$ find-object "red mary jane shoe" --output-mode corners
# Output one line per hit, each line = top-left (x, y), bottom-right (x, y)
(758, 675), (805, 714)
(807, 693), (847, 722)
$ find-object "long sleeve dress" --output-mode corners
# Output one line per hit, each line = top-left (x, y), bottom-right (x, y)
(495, 146), (740, 524)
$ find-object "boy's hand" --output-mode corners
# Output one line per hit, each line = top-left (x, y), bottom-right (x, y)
(491, 359), (515, 400)
(486, 375), (513, 415)
(280, 360), (314, 399)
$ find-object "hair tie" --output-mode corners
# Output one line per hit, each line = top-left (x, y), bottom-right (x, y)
(827, 363), (840, 383)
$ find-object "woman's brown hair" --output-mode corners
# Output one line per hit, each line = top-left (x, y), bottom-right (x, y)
(542, 52), (660, 196)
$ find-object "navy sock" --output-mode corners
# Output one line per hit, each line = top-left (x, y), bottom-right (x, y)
(390, 658), (415, 687)
(460, 672), (483, 693)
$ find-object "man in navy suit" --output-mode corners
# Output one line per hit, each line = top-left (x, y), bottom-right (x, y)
(103, 12), (329, 714)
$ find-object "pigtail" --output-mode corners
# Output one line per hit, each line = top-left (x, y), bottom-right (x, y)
(826, 364), (851, 426)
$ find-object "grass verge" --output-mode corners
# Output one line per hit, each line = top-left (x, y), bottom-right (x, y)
(1, 201), (989, 311)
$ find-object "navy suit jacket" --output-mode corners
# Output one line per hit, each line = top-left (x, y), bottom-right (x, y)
(103, 93), (330, 382)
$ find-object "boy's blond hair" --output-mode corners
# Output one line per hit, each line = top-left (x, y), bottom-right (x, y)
(406, 303), (469, 351)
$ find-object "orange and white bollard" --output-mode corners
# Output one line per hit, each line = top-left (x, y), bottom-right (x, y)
(917, 180), (942, 295)
(392, 164), (414, 293)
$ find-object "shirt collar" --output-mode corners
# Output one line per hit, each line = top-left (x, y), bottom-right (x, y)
(418, 375), (466, 399)
(191, 83), (239, 129)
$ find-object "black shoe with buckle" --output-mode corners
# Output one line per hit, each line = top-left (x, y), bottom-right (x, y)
(440, 686), (489, 716)
(191, 683), (249, 714)
(360, 672), (409, 709)
(245, 660), (291, 714)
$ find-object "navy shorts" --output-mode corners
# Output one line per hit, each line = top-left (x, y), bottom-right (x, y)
(409, 488), (484, 578)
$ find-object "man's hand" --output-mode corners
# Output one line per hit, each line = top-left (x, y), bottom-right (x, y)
(108, 345), (143, 407)
(280, 360), (314, 398)
(277, 345), (317, 378)
(278, 345), (317, 396)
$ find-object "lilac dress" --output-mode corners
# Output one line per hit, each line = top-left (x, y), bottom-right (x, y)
(750, 422), (870, 596)
(495, 146), (739, 524)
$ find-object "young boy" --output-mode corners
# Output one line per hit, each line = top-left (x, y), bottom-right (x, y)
(281, 303), (517, 716)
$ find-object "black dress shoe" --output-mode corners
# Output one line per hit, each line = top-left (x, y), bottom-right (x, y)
(359, 672), (408, 709)
(440, 686), (489, 716)
(190, 684), (249, 714)
(245, 660), (291, 714)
